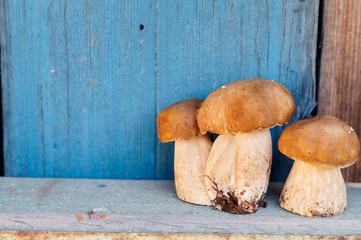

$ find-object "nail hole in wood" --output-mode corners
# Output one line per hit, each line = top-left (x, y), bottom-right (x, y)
(139, 24), (144, 31)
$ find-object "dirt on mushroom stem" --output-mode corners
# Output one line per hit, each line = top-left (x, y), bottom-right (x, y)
(206, 176), (267, 214)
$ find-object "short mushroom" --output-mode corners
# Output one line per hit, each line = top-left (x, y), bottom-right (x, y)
(197, 79), (295, 214)
(278, 115), (360, 217)
(157, 99), (213, 205)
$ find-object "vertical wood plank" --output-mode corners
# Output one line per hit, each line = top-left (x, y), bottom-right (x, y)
(0, 1), (5, 176)
(0, 0), (11, 176)
(1, 1), (47, 177)
(318, 0), (361, 182)
(1, 0), (158, 179)
(156, 0), (319, 180)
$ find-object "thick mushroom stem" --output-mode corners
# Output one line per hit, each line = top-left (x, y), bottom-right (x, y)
(174, 134), (213, 205)
(280, 160), (346, 217)
(204, 129), (272, 214)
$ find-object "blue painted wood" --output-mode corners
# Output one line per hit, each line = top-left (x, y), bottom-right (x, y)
(156, 0), (319, 180)
(0, 0), (319, 180)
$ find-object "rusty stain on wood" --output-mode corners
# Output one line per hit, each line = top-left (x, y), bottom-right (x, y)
(318, 0), (361, 182)
(86, 208), (108, 220)
(0, 231), (359, 240)
(86, 212), (107, 220)
(75, 214), (84, 221)
(87, 211), (93, 219)
(95, 214), (107, 220)
(36, 179), (60, 200)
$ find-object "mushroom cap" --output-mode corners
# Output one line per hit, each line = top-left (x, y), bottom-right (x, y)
(157, 99), (202, 143)
(278, 115), (360, 168)
(197, 79), (295, 135)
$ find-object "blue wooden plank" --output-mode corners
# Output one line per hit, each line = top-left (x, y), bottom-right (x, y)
(1, 0), (319, 180)
(1, 0), (158, 179)
(1, 1), (48, 177)
(156, 0), (319, 180)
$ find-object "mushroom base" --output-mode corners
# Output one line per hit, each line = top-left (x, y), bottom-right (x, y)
(206, 176), (267, 214)
(204, 129), (272, 214)
(280, 160), (346, 217)
(174, 135), (213, 205)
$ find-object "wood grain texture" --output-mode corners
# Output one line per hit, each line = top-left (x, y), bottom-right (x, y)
(0, 178), (360, 236)
(1, 232), (360, 240)
(1, 0), (158, 179)
(318, 0), (361, 182)
(1, 0), (319, 180)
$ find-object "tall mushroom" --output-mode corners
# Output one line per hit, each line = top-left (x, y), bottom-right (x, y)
(197, 79), (295, 214)
(157, 99), (213, 205)
(278, 115), (360, 217)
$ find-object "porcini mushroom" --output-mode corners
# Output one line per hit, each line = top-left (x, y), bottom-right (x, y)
(278, 115), (360, 217)
(197, 79), (295, 214)
(157, 99), (213, 205)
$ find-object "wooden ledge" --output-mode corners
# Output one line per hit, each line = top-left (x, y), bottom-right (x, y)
(0, 232), (361, 240)
(0, 178), (360, 239)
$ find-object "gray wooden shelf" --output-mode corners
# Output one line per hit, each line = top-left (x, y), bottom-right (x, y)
(0, 178), (360, 239)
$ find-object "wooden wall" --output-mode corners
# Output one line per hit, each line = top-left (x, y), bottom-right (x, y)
(1, 1), (319, 180)
(318, 0), (361, 182)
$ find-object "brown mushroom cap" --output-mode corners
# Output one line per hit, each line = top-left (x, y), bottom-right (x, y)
(197, 79), (295, 135)
(278, 116), (360, 168)
(157, 99), (203, 143)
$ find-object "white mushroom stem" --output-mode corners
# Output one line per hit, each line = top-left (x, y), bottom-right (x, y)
(204, 129), (272, 214)
(280, 160), (346, 217)
(174, 134), (213, 205)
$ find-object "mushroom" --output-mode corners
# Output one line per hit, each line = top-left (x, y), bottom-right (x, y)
(197, 79), (295, 214)
(278, 115), (360, 217)
(157, 99), (213, 205)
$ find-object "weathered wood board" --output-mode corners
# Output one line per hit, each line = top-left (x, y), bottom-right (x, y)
(318, 0), (361, 182)
(0, 1), (319, 180)
(0, 178), (360, 237)
(0, 232), (360, 240)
